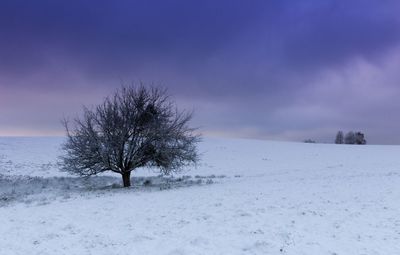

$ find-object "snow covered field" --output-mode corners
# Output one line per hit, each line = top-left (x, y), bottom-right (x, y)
(0, 137), (399, 254)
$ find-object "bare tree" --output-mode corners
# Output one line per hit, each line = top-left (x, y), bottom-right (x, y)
(61, 85), (200, 187)
(335, 131), (344, 144)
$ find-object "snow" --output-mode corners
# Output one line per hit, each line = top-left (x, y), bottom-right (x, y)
(0, 137), (400, 254)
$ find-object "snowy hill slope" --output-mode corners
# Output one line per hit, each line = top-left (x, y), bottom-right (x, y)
(0, 137), (399, 254)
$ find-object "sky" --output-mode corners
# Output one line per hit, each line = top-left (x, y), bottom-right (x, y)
(1, 0), (400, 144)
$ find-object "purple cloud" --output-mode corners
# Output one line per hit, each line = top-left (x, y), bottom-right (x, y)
(1, 0), (400, 143)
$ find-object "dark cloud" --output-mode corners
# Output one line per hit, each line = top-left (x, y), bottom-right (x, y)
(0, 0), (268, 78)
(280, 0), (400, 69)
(1, 0), (400, 143)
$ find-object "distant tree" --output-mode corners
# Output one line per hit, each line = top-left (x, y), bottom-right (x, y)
(355, 132), (366, 145)
(61, 85), (200, 187)
(344, 131), (356, 144)
(344, 131), (366, 145)
(335, 131), (344, 144)
(304, 139), (316, 143)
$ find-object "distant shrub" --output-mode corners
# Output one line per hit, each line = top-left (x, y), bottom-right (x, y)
(304, 139), (316, 143)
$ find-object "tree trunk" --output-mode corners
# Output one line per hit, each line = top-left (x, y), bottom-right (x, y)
(122, 171), (131, 187)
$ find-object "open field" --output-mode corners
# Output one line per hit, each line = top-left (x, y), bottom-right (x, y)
(1, 137), (399, 254)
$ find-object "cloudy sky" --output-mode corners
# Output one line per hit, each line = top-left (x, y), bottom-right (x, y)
(1, 0), (400, 144)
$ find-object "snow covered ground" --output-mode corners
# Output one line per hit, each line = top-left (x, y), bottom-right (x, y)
(0, 137), (400, 254)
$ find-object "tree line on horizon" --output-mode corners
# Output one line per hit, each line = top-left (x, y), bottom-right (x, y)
(335, 131), (366, 145)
